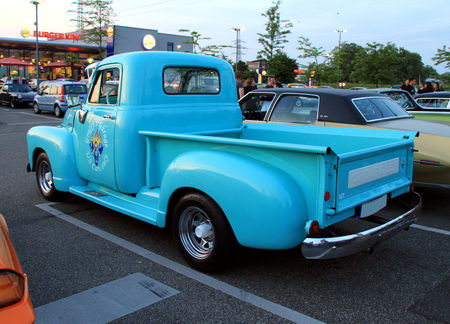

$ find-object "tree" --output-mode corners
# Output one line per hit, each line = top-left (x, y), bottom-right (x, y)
(329, 42), (364, 83)
(71, 0), (116, 59)
(353, 42), (400, 86)
(257, 0), (292, 62)
(432, 45), (450, 69)
(397, 48), (423, 81)
(178, 29), (230, 59)
(297, 36), (327, 84)
(267, 52), (297, 83)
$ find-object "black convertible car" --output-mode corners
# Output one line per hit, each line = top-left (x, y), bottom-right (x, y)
(0, 83), (36, 108)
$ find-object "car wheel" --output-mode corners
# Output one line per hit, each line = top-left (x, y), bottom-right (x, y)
(33, 102), (41, 114)
(35, 152), (61, 201)
(54, 105), (63, 118)
(172, 192), (234, 272)
(9, 99), (15, 108)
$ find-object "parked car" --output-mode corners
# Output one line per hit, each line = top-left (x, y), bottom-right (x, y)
(287, 83), (307, 88)
(0, 83), (36, 108)
(350, 87), (368, 90)
(414, 91), (450, 110)
(33, 81), (88, 117)
(0, 213), (35, 322)
(239, 88), (450, 189)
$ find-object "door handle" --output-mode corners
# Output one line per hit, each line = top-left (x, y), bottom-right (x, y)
(103, 114), (116, 120)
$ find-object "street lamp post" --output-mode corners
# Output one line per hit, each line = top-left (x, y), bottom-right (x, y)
(31, 0), (43, 91)
(335, 29), (346, 87)
(231, 27), (244, 71)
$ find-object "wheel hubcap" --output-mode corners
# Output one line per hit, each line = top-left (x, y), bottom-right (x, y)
(179, 206), (215, 260)
(38, 160), (53, 194)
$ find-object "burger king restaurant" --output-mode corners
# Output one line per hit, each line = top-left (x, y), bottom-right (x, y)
(0, 25), (193, 80)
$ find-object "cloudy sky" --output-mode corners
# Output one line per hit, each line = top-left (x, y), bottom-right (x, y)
(3, 0), (449, 73)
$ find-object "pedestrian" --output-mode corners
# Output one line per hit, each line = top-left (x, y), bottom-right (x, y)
(235, 71), (244, 99)
(417, 82), (433, 94)
(275, 81), (283, 88)
(403, 78), (417, 96)
(243, 77), (257, 95)
(266, 76), (276, 88)
(432, 82), (441, 92)
(400, 79), (409, 91)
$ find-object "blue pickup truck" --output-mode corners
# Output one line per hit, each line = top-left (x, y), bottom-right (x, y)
(26, 52), (420, 271)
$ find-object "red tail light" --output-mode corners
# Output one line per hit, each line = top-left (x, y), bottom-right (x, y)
(324, 191), (330, 201)
(60, 86), (65, 102)
(308, 220), (320, 235)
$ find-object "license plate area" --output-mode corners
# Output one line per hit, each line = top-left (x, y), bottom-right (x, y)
(357, 195), (387, 218)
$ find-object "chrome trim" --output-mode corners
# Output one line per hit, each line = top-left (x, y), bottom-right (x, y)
(301, 191), (421, 260)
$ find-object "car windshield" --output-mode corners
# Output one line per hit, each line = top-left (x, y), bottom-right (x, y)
(352, 97), (410, 121)
(9, 84), (32, 92)
(64, 84), (87, 94)
(383, 92), (415, 109)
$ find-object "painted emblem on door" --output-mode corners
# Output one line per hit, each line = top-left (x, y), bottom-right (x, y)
(89, 129), (103, 166)
(85, 120), (109, 172)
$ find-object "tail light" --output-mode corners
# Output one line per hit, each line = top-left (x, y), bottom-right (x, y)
(60, 86), (65, 102)
(0, 270), (25, 308)
(305, 220), (320, 235)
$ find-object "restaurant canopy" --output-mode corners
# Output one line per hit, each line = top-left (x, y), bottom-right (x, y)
(0, 57), (33, 66)
(42, 60), (83, 68)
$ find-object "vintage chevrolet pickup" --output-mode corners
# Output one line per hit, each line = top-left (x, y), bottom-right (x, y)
(26, 52), (421, 271)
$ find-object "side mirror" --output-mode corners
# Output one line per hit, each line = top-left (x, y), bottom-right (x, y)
(67, 93), (81, 108)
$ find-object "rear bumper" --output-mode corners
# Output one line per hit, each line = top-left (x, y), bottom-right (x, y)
(301, 191), (421, 260)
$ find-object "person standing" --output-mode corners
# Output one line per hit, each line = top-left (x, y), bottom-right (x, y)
(235, 71), (244, 99)
(404, 78), (417, 96)
(266, 76), (276, 88)
(243, 77), (257, 95)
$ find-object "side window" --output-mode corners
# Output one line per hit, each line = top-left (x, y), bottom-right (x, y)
(417, 98), (449, 109)
(88, 67), (120, 105)
(270, 95), (319, 124)
(163, 67), (220, 94)
(239, 94), (274, 120)
(49, 85), (58, 95)
(42, 85), (50, 95)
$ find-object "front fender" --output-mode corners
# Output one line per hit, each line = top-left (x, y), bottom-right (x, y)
(27, 126), (86, 191)
(159, 150), (307, 250)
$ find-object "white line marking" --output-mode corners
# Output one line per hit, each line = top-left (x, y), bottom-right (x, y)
(411, 224), (450, 236)
(37, 202), (323, 324)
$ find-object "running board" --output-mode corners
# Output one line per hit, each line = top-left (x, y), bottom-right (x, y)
(69, 185), (159, 225)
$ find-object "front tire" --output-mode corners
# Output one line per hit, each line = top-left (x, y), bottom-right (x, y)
(33, 102), (41, 114)
(172, 192), (234, 272)
(35, 152), (61, 201)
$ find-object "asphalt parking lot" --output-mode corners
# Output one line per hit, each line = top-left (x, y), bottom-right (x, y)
(1, 106), (449, 323)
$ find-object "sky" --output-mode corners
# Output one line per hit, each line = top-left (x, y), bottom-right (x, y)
(2, 0), (449, 73)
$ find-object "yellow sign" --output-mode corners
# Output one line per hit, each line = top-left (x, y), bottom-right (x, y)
(142, 34), (156, 50)
(107, 27), (114, 38)
(21, 28), (30, 38)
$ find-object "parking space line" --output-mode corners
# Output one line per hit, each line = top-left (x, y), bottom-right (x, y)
(35, 272), (179, 324)
(37, 202), (323, 324)
(411, 224), (450, 236)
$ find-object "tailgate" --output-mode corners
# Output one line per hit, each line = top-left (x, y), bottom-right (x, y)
(334, 139), (415, 214)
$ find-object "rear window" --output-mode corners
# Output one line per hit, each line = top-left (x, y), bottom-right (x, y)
(352, 97), (410, 121)
(64, 84), (87, 94)
(163, 67), (220, 94)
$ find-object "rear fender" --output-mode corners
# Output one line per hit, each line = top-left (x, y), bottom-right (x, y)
(27, 126), (86, 191)
(159, 150), (307, 250)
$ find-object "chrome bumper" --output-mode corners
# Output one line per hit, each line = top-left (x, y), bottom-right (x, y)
(301, 191), (421, 260)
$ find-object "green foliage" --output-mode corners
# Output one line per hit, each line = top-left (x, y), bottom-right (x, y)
(432, 45), (450, 69)
(70, 0), (115, 59)
(267, 52), (297, 83)
(257, 0), (292, 62)
(178, 29), (230, 60)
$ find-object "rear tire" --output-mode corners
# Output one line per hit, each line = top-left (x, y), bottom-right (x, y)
(9, 99), (15, 108)
(33, 102), (41, 114)
(172, 192), (234, 272)
(35, 152), (61, 201)
(54, 105), (63, 118)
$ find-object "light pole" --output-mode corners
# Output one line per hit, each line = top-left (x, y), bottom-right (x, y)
(335, 29), (346, 87)
(31, 0), (44, 91)
(231, 27), (244, 71)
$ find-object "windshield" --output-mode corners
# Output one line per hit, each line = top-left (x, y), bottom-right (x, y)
(352, 97), (410, 121)
(9, 84), (32, 92)
(64, 84), (87, 94)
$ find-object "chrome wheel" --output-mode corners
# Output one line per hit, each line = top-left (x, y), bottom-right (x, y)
(178, 206), (215, 260)
(33, 102), (41, 114)
(37, 159), (53, 195)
